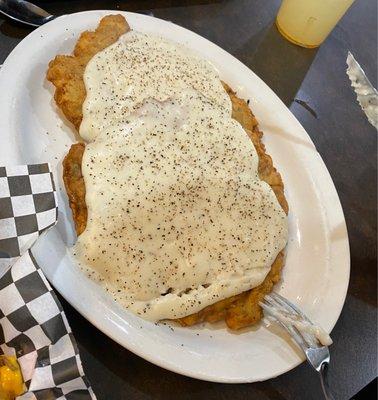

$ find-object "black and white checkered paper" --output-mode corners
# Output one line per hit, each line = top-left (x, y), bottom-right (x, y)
(0, 164), (95, 400)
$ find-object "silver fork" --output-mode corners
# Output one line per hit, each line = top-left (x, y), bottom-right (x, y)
(260, 292), (335, 400)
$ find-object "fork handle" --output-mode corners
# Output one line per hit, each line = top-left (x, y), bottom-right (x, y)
(319, 362), (335, 400)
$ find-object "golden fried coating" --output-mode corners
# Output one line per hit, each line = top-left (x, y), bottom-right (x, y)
(53, 15), (288, 330)
(62, 143), (87, 235)
(47, 15), (130, 129)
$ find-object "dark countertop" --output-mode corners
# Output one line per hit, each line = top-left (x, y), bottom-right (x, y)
(1, 1), (376, 399)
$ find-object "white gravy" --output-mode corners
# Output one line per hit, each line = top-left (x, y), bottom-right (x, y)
(72, 31), (288, 321)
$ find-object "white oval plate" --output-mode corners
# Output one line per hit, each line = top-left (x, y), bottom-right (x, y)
(0, 10), (349, 383)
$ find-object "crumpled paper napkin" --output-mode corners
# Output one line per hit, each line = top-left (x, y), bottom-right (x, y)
(0, 163), (96, 400)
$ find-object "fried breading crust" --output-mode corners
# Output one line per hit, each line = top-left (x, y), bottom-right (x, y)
(62, 143), (87, 235)
(47, 15), (130, 129)
(53, 15), (288, 330)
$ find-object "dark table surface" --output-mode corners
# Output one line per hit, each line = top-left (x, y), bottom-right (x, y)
(1, 1), (376, 399)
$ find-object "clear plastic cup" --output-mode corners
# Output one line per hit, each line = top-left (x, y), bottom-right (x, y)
(276, 0), (355, 48)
